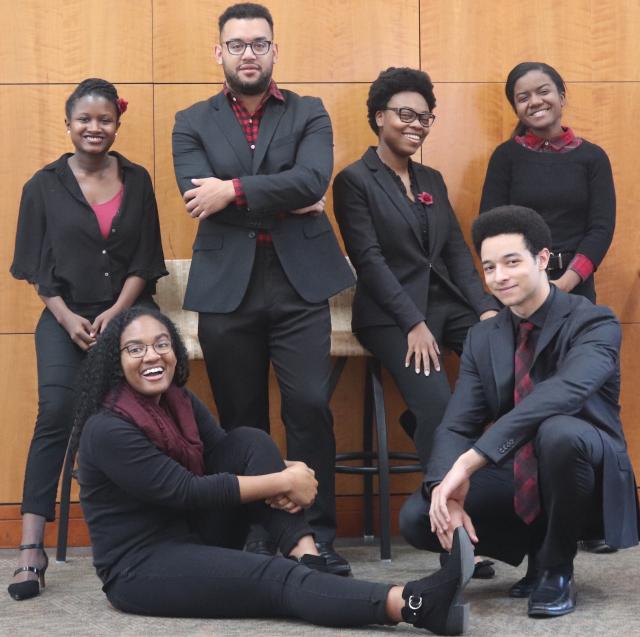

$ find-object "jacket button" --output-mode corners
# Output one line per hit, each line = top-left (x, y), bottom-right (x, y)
(248, 231), (255, 238)
(104, 272), (109, 277)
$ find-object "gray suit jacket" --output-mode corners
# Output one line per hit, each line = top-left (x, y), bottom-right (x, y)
(172, 89), (354, 313)
(426, 289), (639, 549)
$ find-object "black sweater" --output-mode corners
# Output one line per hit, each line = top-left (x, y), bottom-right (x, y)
(479, 139), (615, 268)
(78, 391), (241, 586)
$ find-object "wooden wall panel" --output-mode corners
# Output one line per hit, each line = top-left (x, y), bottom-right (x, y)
(153, 0), (419, 83)
(0, 85), (155, 334)
(154, 82), (376, 258)
(421, 0), (640, 82)
(0, 0), (152, 83)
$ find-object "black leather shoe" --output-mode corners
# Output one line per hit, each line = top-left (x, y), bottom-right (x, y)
(403, 528), (475, 635)
(245, 539), (276, 556)
(579, 539), (618, 554)
(439, 552), (495, 579)
(508, 573), (539, 598)
(289, 553), (330, 573)
(527, 570), (576, 617)
(315, 542), (352, 577)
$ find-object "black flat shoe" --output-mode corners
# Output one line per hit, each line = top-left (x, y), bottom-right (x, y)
(245, 539), (276, 556)
(7, 543), (49, 601)
(579, 539), (618, 554)
(403, 528), (475, 635)
(508, 573), (539, 598)
(527, 570), (576, 617)
(440, 552), (495, 579)
(288, 553), (330, 573)
(315, 542), (352, 577)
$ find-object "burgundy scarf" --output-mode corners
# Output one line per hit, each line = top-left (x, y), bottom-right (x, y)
(105, 383), (205, 475)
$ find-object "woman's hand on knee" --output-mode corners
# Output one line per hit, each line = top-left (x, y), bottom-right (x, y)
(405, 321), (440, 376)
(265, 493), (303, 514)
(282, 461), (318, 508)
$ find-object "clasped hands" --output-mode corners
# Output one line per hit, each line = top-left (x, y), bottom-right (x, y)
(265, 460), (317, 514)
(183, 177), (325, 220)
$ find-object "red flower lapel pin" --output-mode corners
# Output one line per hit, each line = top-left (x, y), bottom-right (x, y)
(417, 191), (433, 205)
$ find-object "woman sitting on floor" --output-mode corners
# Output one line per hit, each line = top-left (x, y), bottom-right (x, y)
(72, 306), (474, 635)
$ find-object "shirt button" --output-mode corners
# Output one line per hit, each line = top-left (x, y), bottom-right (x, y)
(102, 249), (107, 255)
(111, 228), (116, 233)
(249, 118), (252, 123)
(250, 144), (255, 150)
(248, 231), (256, 238)
(104, 272), (109, 277)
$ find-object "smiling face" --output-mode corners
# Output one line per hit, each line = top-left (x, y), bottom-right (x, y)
(375, 91), (430, 159)
(512, 69), (565, 138)
(214, 17), (277, 96)
(120, 315), (177, 402)
(65, 94), (120, 155)
(480, 233), (551, 318)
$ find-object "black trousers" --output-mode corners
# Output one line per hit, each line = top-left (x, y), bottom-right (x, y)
(548, 266), (596, 303)
(400, 415), (605, 570)
(357, 282), (477, 469)
(106, 427), (391, 625)
(198, 244), (337, 542)
(21, 309), (87, 520)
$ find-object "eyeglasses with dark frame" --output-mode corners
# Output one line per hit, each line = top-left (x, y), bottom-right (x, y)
(120, 340), (173, 358)
(224, 39), (272, 56)
(384, 107), (436, 128)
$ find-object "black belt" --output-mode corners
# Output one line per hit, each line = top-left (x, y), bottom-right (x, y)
(547, 251), (574, 272)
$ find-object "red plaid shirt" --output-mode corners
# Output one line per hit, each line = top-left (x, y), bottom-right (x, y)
(224, 81), (284, 245)
(515, 127), (593, 281)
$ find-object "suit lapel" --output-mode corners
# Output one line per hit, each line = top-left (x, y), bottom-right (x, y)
(209, 94), (253, 174)
(363, 148), (423, 245)
(252, 99), (285, 173)
(489, 309), (516, 412)
(413, 166), (438, 256)
(533, 288), (572, 363)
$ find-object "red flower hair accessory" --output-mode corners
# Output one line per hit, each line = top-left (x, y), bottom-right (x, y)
(417, 191), (433, 205)
(116, 97), (128, 115)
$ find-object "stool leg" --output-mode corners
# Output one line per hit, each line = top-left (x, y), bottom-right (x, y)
(370, 358), (391, 561)
(56, 441), (76, 563)
(362, 359), (374, 540)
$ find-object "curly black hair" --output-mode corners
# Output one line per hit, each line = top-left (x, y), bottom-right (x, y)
(69, 307), (190, 454)
(471, 205), (552, 257)
(65, 78), (121, 120)
(218, 2), (273, 34)
(366, 67), (436, 135)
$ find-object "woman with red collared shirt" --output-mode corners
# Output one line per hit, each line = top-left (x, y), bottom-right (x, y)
(479, 62), (615, 303)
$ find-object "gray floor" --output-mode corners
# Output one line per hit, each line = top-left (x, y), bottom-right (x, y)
(1, 540), (639, 636)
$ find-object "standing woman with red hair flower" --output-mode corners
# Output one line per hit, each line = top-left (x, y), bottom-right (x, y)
(8, 78), (167, 601)
(334, 68), (498, 479)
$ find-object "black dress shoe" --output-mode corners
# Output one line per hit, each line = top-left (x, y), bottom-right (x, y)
(245, 539), (277, 556)
(315, 542), (352, 577)
(289, 553), (330, 573)
(527, 570), (576, 617)
(402, 528), (475, 635)
(439, 552), (496, 579)
(508, 573), (539, 598)
(579, 539), (618, 554)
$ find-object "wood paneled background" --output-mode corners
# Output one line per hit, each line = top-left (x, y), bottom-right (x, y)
(1, 0), (638, 546)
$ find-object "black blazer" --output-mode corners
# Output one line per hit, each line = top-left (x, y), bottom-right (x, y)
(426, 290), (639, 550)
(172, 89), (354, 313)
(333, 148), (497, 334)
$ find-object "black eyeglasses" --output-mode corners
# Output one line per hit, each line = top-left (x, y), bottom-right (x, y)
(224, 39), (272, 56)
(384, 107), (436, 128)
(121, 340), (173, 358)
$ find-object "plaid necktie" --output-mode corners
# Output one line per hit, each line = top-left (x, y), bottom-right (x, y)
(513, 320), (541, 524)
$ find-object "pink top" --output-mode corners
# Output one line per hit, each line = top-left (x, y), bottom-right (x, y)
(92, 185), (124, 239)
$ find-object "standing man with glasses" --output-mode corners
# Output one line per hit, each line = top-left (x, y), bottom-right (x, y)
(172, 2), (355, 575)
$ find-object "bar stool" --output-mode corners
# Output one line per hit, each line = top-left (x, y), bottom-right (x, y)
(328, 283), (422, 561)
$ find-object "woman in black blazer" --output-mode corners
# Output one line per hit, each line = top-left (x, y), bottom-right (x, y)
(334, 68), (498, 471)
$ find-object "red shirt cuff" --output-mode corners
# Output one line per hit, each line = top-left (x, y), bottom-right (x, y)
(568, 254), (594, 281)
(232, 178), (247, 207)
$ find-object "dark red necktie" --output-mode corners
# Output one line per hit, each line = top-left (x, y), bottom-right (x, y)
(513, 321), (541, 524)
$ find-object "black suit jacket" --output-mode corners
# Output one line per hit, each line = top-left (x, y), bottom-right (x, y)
(172, 89), (354, 313)
(333, 148), (497, 334)
(426, 289), (639, 549)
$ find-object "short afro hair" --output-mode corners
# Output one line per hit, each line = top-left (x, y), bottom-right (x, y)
(471, 205), (552, 257)
(367, 67), (436, 135)
(218, 2), (273, 34)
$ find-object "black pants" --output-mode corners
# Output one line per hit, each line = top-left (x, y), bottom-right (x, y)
(548, 266), (596, 303)
(198, 244), (337, 542)
(106, 428), (391, 626)
(400, 415), (605, 570)
(357, 282), (477, 469)
(21, 309), (87, 520)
